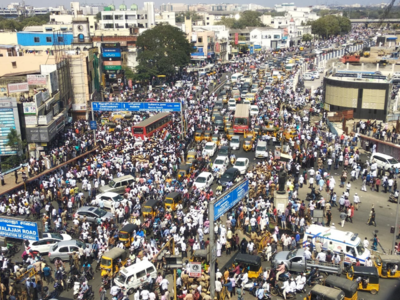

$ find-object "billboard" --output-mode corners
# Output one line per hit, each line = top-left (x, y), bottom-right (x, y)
(102, 52), (121, 58)
(234, 33), (239, 45)
(0, 218), (39, 241)
(38, 111), (53, 125)
(102, 43), (120, 48)
(7, 82), (29, 93)
(188, 262), (202, 277)
(213, 180), (249, 221)
(23, 102), (37, 115)
(0, 98), (21, 155)
(27, 75), (47, 85)
(49, 71), (59, 94)
(104, 65), (122, 70)
(103, 61), (122, 66)
(25, 115), (37, 125)
(92, 102), (181, 112)
(102, 48), (121, 53)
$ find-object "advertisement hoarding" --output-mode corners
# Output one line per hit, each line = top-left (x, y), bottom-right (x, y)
(103, 65), (122, 71)
(7, 82), (29, 93)
(102, 52), (121, 58)
(38, 111), (53, 125)
(102, 48), (121, 53)
(27, 75), (47, 85)
(103, 61), (122, 66)
(23, 102), (37, 115)
(0, 98), (21, 155)
(234, 33), (239, 45)
(25, 115), (37, 125)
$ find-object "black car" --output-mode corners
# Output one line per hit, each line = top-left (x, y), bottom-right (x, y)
(220, 168), (241, 186)
(218, 146), (231, 158)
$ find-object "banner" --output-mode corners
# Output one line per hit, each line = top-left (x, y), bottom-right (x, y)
(7, 82), (29, 93)
(102, 48), (121, 53)
(23, 102), (37, 115)
(104, 65), (122, 70)
(102, 52), (121, 58)
(103, 61), (122, 66)
(27, 75), (47, 85)
(235, 33), (239, 45)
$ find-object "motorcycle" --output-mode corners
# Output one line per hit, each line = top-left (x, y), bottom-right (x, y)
(270, 283), (295, 299)
(73, 281), (81, 299)
(306, 192), (322, 201)
(389, 194), (398, 203)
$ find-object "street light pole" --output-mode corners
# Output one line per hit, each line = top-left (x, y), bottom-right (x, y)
(392, 198), (400, 253)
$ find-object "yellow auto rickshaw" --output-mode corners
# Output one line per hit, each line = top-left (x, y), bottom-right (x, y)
(324, 275), (358, 300)
(100, 247), (128, 277)
(243, 138), (253, 152)
(203, 130), (212, 142)
(224, 122), (233, 133)
(165, 191), (183, 211)
(118, 223), (137, 247)
(302, 285), (345, 300)
(111, 114), (124, 122)
(374, 253), (400, 279)
(190, 249), (210, 272)
(186, 151), (196, 162)
(142, 199), (158, 218)
(226, 129), (234, 140)
(223, 115), (231, 124)
(101, 118), (109, 126)
(244, 130), (256, 141)
(299, 46), (304, 51)
(212, 134), (221, 146)
(347, 266), (380, 295)
(233, 253), (262, 279)
(105, 122), (116, 133)
(177, 164), (190, 181)
(195, 130), (204, 143)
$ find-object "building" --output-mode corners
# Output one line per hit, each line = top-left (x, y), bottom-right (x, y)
(249, 28), (288, 50)
(155, 11), (176, 26)
(193, 25), (229, 61)
(99, 2), (155, 30)
(160, 3), (188, 12)
(323, 70), (391, 121)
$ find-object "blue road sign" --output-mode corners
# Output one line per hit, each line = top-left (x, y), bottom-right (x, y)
(0, 218), (39, 241)
(213, 180), (249, 221)
(90, 121), (97, 130)
(92, 102), (182, 112)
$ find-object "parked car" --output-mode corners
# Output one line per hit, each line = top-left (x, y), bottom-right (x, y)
(95, 192), (127, 209)
(303, 73), (314, 81)
(48, 240), (90, 262)
(202, 142), (217, 157)
(28, 233), (72, 254)
(193, 172), (214, 190)
(74, 207), (114, 223)
(220, 168), (241, 186)
(234, 158), (250, 174)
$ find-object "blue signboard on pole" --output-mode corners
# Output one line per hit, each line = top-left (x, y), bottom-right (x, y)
(213, 180), (249, 221)
(89, 121), (97, 130)
(102, 52), (121, 58)
(0, 218), (39, 241)
(92, 102), (182, 112)
(250, 46), (254, 54)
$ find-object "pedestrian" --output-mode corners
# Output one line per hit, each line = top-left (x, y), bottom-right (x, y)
(14, 169), (18, 184)
(0, 173), (4, 186)
(372, 234), (379, 251)
(326, 210), (332, 227)
(353, 193), (360, 210)
(340, 211), (347, 228)
(368, 208), (376, 227)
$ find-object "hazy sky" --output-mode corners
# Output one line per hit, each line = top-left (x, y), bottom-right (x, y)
(6, 1), (390, 9)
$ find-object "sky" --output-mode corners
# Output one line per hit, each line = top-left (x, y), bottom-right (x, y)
(2, 0), (391, 9)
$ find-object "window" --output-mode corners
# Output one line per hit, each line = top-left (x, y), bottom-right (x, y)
(273, 35), (280, 39)
(146, 267), (155, 273)
(59, 247), (69, 253)
(11, 61), (16, 67)
(34, 37), (40, 43)
(58, 37), (64, 42)
(198, 37), (203, 43)
(137, 270), (146, 278)
(46, 37), (52, 42)
(70, 246), (79, 252)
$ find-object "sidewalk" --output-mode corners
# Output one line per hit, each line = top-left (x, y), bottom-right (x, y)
(0, 147), (98, 195)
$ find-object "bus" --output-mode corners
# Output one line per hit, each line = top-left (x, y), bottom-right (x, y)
(132, 112), (172, 139)
(233, 104), (250, 133)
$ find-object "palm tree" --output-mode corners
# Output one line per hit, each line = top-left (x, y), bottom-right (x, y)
(6, 129), (27, 161)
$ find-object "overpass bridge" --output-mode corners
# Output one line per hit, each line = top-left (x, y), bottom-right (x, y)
(350, 18), (400, 24)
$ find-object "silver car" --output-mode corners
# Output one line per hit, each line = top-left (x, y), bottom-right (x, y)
(74, 207), (114, 223)
(48, 240), (89, 262)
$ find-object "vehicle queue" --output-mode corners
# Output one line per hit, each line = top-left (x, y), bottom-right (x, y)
(0, 27), (398, 300)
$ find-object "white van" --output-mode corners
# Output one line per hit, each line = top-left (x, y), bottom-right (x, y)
(370, 152), (400, 170)
(250, 105), (259, 117)
(303, 225), (371, 265)
(114, 261), (157, 294)
(255, 141), (268, 158)
(231, 73), (243, 83)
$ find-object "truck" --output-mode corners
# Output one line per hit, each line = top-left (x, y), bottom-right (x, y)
(272, 249), (342, 275)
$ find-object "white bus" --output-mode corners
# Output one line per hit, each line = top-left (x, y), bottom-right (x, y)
(303, 225), (371, 265)
(231, 73), (243, 83)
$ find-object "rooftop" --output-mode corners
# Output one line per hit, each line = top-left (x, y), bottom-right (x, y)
(325, 69), (390, 83)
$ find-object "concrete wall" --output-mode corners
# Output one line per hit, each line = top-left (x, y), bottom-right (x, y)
(0, 32), (18, 45)
(0, 52), (56, 77)
(69, 53), (89, 112)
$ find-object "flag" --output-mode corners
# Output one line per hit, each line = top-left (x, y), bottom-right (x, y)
(162, 130), (171, 141)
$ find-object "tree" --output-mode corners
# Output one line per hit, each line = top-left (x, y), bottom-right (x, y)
(4, 129), (27, 168)
(95, 12), (101, 22)
(175, 11), (202, 23)
(310, 15), (351, 39)
(302, 33), (313, 42)
(136, 24), (194, 79)
(216, 10), (265, 29)
(122, 66), (135, 80)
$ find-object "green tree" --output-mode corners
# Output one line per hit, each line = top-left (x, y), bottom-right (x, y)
(216, 10), (265, 29)
(4, 129), (27, 168)
(136, 24), (194, 79)
(95, 12), (101, 22)
(175, 11), (202, 23)
(302, 33), (313, 42)
(122, 66), (135, 79)
(311, 15), (351, 39)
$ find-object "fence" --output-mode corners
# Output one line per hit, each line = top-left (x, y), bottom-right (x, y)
(313, 44), (364, 67)
(358, 134), (400, 160)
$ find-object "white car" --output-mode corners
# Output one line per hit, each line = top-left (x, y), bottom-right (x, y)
(230, 136), (240, 150)
(228, 102), (236, 111)
(234, 157), (250, 174)
(318, 67), (324, 73)
(193, 172), (214, 190)
(203, 142), (217, 157)
(311, 71), (320, 79)
(28, 233), (72, 254)
(250, 105), (259, 117)
(95, 192), (127, 209)
(213, 156), (230, 174)
(313, 49), (323, 54)
(303, 73), (314, 81)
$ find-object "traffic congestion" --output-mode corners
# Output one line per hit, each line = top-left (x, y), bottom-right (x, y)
(0, 25), (399, 300)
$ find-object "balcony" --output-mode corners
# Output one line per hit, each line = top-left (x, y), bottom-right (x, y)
(72, 37), (92, 44)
